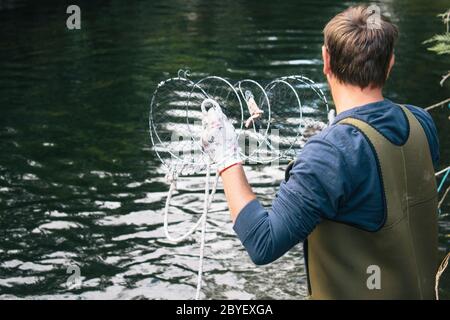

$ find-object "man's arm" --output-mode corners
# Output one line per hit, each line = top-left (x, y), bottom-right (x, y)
(221, 164), (256, 223)
(222, 138), (349, 265)
(201, 104), (347, 265)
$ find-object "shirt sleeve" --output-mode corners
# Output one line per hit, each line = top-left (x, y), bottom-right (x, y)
(233, 137), (351, 265)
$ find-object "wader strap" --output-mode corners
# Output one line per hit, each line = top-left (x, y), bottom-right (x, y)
(337, 116), (406, 226)
(337, 104), (437, 225)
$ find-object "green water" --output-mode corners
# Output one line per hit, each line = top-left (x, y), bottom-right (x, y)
(0, 0), (449, 299)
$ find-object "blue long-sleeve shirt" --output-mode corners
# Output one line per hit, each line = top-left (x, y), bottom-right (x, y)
(233, 99), (440, 265)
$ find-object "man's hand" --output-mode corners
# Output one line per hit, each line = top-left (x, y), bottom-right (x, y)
(201, 99), (242, 174)
(200, 99), (255, 222)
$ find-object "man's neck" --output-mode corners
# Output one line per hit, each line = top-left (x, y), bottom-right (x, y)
(330, 82), (385, 115)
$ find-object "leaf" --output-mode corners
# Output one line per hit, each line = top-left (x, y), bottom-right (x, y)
(423, 33), (450, 55)
(427, 43), (450, 55)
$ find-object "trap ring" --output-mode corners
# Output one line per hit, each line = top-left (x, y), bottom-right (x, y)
(257, 78), (303, 163)
(186, 76), (245, 162)
(281, 75), (329, 112)
(149, 75), (209, 175)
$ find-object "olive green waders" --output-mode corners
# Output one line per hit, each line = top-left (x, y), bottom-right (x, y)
(306, 105), (438, 299)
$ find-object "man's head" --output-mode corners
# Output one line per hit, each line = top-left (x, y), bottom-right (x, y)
(322, 5), (398, 90)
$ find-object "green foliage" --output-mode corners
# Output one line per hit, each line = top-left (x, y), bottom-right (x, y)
(423, 33), (450, 55)
(423, 10), (450, 85)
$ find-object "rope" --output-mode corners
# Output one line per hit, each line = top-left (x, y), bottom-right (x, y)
(196, 163), (211, 300)
(244, 90), (264, 128)
(435, 166), (450, 299)
(436, 165), (450, 177)
(437, 167), (450, 193)
(162, 98), (222, 299)
(163, 163), (219, 299)
(438, 186), (450, 210)
(435, 252), (450, 300)
(436, 167), (450, 217)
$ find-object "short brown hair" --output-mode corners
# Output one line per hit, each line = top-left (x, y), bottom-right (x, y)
(323, 5), (399, 89)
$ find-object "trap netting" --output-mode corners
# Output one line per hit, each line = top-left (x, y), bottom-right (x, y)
(150, 71), (332, 169)
(148, 69), (333, 299)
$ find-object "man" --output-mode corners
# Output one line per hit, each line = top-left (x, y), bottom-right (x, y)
(201, 5), (439, 299)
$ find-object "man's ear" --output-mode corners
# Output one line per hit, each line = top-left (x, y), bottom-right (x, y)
(387, 53), (395, 78)
(322, 45), (331, 76)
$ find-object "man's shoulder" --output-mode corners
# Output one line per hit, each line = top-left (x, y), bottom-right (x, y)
(312, 103), (436, 142)
(309, 121), (366, 150)
(402, 104), (435, 127)
(305, 102), (439, 168)
(301, 122), (371, 169)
